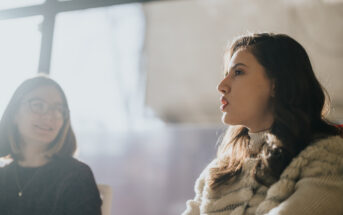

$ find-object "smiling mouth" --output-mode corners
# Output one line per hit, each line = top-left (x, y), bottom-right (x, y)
(34, 125), (53, 131)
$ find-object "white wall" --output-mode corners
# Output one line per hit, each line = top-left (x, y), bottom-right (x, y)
(143, 0), (343, 123)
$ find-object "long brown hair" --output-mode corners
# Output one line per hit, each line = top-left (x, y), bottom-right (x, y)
(209, 33), (342, 189)
(0, 74), (76, 160)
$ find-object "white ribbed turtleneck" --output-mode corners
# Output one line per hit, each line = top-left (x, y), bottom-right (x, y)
(248, 130), (270, 154)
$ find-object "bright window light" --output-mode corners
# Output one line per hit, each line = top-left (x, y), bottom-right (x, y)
(51, 4), (162, 139)
(0, 16), (42, 117)
(0, 0), (45, 10)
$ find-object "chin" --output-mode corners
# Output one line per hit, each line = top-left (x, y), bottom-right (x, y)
(34, 136), (57, 145)
(222, 113), (242, 126)
(222, 113), (233, 125)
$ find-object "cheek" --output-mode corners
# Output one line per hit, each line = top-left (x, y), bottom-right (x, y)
(15, 112), (32, 131)
(244, 90), (272, 121)
(47, 121), (64, 142)
(231, 85), (271, 118)
(254, 83), (273, 109)
(222, 94), (249, 125)
(231, 86), (254, 111)
(55, 120), (64, 134)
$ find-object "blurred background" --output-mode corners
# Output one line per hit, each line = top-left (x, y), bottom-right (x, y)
(0, 0), (342, 214)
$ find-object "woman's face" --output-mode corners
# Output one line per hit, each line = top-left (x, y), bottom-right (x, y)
(15, 85), (65, 146)
(217, 49), (274, 132)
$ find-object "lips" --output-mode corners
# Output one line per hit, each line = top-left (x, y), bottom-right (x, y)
(220, 96), (229, 111)
(34, 124), (53, 132)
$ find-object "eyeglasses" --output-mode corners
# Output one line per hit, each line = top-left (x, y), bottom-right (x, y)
(24, 98), (69, 120)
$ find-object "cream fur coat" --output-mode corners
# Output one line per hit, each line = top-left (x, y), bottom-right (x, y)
(182, 135), (343, 215)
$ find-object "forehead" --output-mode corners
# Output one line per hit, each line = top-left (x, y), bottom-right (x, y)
(228, 48), (261, 69)
(24, 85), (63, 104)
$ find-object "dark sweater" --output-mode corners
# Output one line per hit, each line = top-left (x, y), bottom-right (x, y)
(0, 156), (102, 215)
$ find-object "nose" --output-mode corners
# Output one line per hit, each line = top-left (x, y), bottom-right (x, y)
(217, 76), (230, 95)
(42, 108), (62, 121)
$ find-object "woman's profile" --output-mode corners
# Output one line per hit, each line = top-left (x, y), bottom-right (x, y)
(182, 33), (343, 215)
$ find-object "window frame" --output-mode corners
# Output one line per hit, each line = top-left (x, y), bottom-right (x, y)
(0, 0), (159, 74)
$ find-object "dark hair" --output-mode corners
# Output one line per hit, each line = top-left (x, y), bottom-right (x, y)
(209, 33), (342, 189)
(0, 74), (76, 159)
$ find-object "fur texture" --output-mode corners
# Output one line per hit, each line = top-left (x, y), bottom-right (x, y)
(182, 135), (343, 215)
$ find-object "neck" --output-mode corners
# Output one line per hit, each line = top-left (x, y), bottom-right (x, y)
(18, 141), (50, 167)
(247, 129), (269, 154)
(247, 112), (274, 133)
(248, 127), (271, 134)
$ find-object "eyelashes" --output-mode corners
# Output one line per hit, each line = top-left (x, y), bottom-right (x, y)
(224, 69), (244, 78)
(234, 69), (243, 76)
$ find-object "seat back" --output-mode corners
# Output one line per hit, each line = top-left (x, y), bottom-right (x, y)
(97, 184), (112, 215)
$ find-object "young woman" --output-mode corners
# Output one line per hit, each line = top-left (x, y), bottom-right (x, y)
(0, 75), (102, 215)
(182, 33), (343, 215)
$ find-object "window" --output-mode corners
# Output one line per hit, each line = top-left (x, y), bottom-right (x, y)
(0, 0), (45, 10)
(0, 16), (42, 115)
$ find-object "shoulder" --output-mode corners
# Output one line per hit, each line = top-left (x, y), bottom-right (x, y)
(284, 135), (343, 178)
(306, 135), (343, 152)
(194, 159), (217, 193)
(54, 156), (90, 168)
(0, 160), (14, 170)
(302, 135), (343, 175)
(300, 135), (343, 164)
(52, 156), (95, 178)
(198, 159), (217, 180)
(0, 161), (15, 177)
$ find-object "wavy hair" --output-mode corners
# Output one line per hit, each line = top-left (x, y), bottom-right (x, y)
(209, 33), (342, 189)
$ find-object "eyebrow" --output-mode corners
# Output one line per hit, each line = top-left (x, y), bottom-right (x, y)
(28, 97), (64, 105)
(231, 63), (248, 69)
(225, 62), (248, 76)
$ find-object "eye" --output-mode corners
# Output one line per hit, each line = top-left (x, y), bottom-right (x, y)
(31, 101), (44, 110)
(224, 71), (229, 77)
(29, 100), (47, 113)
(234, 69), (244, 76)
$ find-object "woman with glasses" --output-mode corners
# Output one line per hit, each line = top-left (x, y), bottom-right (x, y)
(182, 33), (343, 215)
(0, 75), (101, 215)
